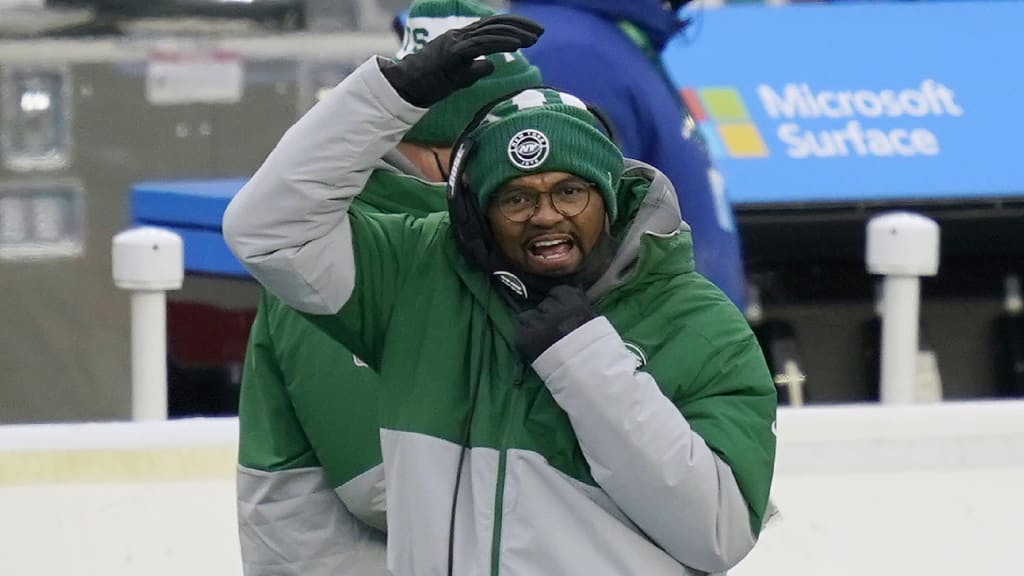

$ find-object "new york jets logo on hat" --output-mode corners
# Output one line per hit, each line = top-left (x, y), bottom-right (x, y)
(508, 129), (549, 170)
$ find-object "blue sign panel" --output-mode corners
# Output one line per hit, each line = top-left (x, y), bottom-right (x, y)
(132, 178), (249, 277)
(662, 2), (1024, 205)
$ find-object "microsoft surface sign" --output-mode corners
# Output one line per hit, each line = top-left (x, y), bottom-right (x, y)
(662, 2), (1023, 204)
(685, 81), (964, 160)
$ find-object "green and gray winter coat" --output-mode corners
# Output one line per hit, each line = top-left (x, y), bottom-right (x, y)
(224, 57), (776, 576)
(236, 165), (447, 576)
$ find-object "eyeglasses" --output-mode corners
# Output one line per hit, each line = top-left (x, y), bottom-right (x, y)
(493, 180), (595, 223)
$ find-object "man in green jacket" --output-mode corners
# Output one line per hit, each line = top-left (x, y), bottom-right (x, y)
(225, 13), (776, 576)
(234, 2), (543, 575)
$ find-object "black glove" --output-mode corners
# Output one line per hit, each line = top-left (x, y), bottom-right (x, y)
(515, 285), (597, 364)
(379, 14), (543, 108)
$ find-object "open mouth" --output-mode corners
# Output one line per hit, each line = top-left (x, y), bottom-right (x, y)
(525, 234), (579, 271)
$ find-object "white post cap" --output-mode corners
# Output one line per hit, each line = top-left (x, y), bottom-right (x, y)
(112, 226), (184, 291)
(866, 212), (940, 277)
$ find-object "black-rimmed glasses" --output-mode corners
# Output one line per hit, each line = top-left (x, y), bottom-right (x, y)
(493, 180), (595, 223)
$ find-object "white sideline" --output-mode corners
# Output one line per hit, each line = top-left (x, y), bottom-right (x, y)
(1, 402), (1022, 576)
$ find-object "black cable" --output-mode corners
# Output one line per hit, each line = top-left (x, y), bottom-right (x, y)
(446, 286), (492, 576)
(431, 148), (451, 182)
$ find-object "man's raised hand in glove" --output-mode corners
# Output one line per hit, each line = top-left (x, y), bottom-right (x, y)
(515, 285), (598, 364)
(380, 15), (544, 108)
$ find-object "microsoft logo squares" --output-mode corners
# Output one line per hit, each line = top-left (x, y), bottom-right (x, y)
(681, 86), (769, 159)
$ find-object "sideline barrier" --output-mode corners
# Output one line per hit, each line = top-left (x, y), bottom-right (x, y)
(735, 400), (1024, 575)
(2, 402), (1022, 575)
(0, 418), (240, 576)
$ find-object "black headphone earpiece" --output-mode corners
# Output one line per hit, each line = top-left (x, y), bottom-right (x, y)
(446, 87), (533, 271)
(447, 134), (492, 270)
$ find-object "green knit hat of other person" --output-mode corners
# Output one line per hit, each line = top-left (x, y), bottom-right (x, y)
(397, 0), (543, 145)
(464, 88), (624, 224)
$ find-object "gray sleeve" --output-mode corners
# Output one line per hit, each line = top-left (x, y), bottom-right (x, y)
(222, 57), (426, 315)
(532, 317), (756, 574)
(237, 465), (389, 576)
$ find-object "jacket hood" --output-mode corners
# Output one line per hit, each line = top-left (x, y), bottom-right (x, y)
(514, 0), (684, 49)
(358, 150), (447, 217)
(380, 148), (426, 180)
(588, 159), (693, 301)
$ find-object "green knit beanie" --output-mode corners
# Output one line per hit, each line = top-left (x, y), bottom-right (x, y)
(397, 0), (543, 145)
(464, 88), (624, 223)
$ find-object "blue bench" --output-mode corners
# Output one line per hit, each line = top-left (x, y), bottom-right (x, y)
(131, 178), (250, 278)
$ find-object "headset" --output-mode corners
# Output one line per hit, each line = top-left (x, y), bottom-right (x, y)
(445, 86), (618, 286)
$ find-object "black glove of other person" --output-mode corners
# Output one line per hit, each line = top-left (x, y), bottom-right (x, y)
(379, 15), (543, 108)
(515, 285), (597, 364)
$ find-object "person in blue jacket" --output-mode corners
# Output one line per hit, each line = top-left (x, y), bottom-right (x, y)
(507, 0), (748, 310)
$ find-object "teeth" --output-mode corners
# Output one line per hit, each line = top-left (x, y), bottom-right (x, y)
(533, 239), (567, 248)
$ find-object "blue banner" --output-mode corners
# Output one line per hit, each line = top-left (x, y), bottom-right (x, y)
(132, 179), (249, 277)
(662, 2), (1024, 205)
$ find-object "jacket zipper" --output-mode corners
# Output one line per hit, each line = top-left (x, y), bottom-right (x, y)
(489, 368), (525, 576)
